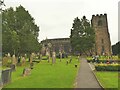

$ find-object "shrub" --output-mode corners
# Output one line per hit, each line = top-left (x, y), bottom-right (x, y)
(95, 64), (119, 71)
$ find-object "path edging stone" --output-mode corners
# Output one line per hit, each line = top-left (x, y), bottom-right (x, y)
(89, 63), (104, 89)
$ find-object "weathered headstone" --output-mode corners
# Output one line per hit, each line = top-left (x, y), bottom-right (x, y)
(2, 68), (12, 85)
(23, 68), (31, 76)
(21, 56), (26, 66)
(52, 51), (56, 64)
(30, 62), (34, 69)
(12, 55), (17, 70)
(24, 54), (27, 60)
(2, 55), (8, 66)
(10, 64), (15, 71)
(17, 56), (21, 66)
(17, 56), (21, 63)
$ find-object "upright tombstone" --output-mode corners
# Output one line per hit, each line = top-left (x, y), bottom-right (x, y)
(52, 51), (56, 64)
(47, 53), (50, 63)
(46, 47), (50, 63)
(7, 53), (12, 66)
(2, 54), (8, 66)
(11, 55), (17, 71)
(7, 53), (11, 58)
(24, 54), (27, 60)
(21, 56), (26, 66)
(2, 68), (12, 85)
(17, 56), (21, 64)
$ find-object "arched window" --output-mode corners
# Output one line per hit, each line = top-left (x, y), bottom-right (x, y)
(98, 20), (102, 26)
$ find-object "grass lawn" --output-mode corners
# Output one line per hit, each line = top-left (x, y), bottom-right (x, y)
(4, 56), (80, 88)
(95, 71), (118, 88)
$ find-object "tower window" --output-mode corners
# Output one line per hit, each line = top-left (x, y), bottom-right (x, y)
(101, 39), (104, 44)
(98, 20), (102, 26)
(101, 46), (105, 55)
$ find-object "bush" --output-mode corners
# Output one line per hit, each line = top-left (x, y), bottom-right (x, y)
(95, 64), (119, 71)
(87, 59), (119, 64)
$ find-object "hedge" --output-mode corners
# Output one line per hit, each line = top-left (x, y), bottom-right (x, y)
(87, 59), (119, 63)
(95, 64), (120, 71)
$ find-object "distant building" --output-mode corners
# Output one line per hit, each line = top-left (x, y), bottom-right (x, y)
(40, 14), (112, 56)
(40, 38), (71, 55)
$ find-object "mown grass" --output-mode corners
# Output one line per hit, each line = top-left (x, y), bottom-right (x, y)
(95, 71), (118, 88)
(4, 56), (80, 88)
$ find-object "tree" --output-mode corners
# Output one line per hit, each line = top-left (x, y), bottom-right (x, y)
(15, 5), (40, 54)
(2, 7), (20, 55)
(70, 16), (95, 55)
(2, 6), (40, 55)
(112, 41), (120, 55)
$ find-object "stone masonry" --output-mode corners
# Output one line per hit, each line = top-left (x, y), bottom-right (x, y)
(91, 14), (112, 55)
(41, 14), (112, 56)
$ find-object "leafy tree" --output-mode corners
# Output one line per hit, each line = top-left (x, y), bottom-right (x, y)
(2, 7), (20, 55)
(15, 5), (40, 54)
(70, 16), (95, 55)
(112, 41), (120, 55)
(2, 6), (40, 55)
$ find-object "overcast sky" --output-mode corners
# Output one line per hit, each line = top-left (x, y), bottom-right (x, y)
(4, 0), (119, 45)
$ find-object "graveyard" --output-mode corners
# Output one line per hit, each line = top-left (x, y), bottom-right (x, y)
(1, 53), (119, 88)
(0, 0), (119, 89)
(2, 55), (80, 88)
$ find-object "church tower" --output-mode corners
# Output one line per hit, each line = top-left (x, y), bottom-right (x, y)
(91, 14), (112, 55)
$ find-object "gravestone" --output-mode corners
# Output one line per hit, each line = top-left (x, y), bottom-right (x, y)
(30, 63), (34, 69)
(17, 56), (21, 66)
(52, 51), (56, 64)
(12, 55), (17, 70)
(2, 56), (8, 66)
(23, 68), (31, 76)
(59, 52), (62, 62)
(2, 68), (12, 85)
(30, 54), (33, 64)
(21, 56), (26, 66)
(12, 55), (17, 66)
(17, 56), (21, 63)
(10, 64), (15, 71)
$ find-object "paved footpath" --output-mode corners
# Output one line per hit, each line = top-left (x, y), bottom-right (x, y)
(75, 58), (103, 89)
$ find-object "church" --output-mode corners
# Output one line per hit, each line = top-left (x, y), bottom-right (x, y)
(41, 14), (112, 56)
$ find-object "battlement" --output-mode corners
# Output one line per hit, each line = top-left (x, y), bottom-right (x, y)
(92, 13), (107, 18)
